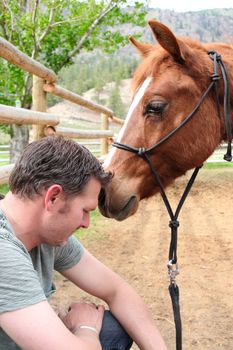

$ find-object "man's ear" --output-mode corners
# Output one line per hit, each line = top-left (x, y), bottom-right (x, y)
(44, 184), (64, 211)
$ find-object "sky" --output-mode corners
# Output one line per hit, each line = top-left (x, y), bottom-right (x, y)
(149, 0), (233, 12)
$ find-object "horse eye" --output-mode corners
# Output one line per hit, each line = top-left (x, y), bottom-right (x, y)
(144, 101), (167, 117)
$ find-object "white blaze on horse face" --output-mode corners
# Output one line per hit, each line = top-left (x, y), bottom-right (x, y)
(104, 77), (152, 168)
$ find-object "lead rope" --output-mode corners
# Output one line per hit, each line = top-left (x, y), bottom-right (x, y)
(141, 152), (201, 350)
(113, 144), (201, 350)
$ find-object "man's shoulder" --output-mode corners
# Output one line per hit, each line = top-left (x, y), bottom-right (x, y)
(0, 208), (19, 243)
(0, 212), (31, 267)
(0, 226), (27, 255)
(53, 235), (84, 271)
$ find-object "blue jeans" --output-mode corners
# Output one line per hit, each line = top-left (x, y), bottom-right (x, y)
(100, 311), (133, 350)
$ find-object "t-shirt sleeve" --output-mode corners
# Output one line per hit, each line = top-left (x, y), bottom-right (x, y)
(0, 232), (46, 314)
(54, 235), (84, 272)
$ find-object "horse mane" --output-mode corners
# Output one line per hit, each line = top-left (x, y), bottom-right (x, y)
(132, 38), (201, 89)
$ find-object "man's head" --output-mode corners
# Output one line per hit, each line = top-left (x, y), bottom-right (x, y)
(9, 135), (112, 199)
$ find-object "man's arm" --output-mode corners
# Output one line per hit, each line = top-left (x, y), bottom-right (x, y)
(0, 300), (104, 350)
(61, 249), (168, 350)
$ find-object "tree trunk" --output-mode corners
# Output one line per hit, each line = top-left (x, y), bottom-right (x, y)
(10, 125), (29, 163)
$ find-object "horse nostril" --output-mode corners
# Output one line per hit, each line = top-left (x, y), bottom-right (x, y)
(98, 188), (106, 209)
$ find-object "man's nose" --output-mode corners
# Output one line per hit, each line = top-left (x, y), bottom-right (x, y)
(81, 214), (90, 229)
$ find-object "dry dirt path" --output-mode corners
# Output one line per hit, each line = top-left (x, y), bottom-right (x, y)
(52, 168), (233, 350)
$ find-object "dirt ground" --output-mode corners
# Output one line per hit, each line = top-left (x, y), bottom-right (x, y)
(52, 167), (233, 350)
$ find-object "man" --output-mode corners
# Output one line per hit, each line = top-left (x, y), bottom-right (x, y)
(0, 136), (168, 350)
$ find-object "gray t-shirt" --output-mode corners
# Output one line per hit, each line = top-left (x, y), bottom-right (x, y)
(0, 208), (84, 349)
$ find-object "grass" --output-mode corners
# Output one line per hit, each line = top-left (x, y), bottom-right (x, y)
(60, 119), (101, 130)
(0, 153), (10, 165)
(0, 184), (9, 194)
(74, 209), (108, 241)
(0, 152), (10, 166)
(203, 162), (233, 169)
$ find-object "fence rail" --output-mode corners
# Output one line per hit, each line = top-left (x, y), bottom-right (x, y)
(0, 33), (125, 184)
(0, 37), (57, 83)
(0, 104), (59, 125)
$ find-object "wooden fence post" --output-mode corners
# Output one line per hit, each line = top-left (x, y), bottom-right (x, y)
(32, 76), (47, 140)
(100, 113), (109, 156)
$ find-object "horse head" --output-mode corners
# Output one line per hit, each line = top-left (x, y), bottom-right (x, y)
(99, 20), (233, 221)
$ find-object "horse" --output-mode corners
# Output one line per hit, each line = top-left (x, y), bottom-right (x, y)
(98, 20), (233, 221)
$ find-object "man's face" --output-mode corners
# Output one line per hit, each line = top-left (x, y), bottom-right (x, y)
(41, 177), (101, 246)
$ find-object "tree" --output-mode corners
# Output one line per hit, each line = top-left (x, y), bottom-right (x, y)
(0, 0), (148, 161)
(108, 82), (125, 118)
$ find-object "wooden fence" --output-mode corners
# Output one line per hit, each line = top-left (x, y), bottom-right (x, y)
(0, 36), (124, 184)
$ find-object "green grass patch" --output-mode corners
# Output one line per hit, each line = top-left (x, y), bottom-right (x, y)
(203, 162), (233, 169)
(74, 209), (108, 241)
(60, 119), (101, 130)
(0, 184), (9, 194)
(0, 153), (10, 165)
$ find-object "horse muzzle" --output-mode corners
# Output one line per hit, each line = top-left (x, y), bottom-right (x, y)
(98, 188), (139, 221)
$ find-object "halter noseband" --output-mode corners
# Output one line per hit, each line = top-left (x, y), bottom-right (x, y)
(112, 51), (232, 350)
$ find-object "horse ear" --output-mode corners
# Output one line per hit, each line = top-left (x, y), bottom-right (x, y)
(129, 36), (154, 57)
(148, 20), (185, 64)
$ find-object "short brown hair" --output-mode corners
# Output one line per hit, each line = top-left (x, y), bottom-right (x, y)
(9, 136), (112, 199)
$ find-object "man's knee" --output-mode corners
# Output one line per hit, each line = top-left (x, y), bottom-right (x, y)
(100, 310), (133, 350)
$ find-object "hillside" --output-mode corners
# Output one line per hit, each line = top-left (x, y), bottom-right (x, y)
(145, 8), (233, 43)
(55, 7), (233, 122)
(48, 79), (132, 125)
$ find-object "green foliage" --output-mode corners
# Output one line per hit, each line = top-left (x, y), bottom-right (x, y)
(108, 82), (125, 118)
(0, 124), (12, 136)
(0, 0), (147, 119)
(0, 61), (24, 106)
(59, 51), (139, 95)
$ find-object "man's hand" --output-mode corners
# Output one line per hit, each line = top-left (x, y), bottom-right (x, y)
(59, 302), (105, 336)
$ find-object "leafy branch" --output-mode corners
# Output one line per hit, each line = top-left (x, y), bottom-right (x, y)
(58, 0), (119, 69)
